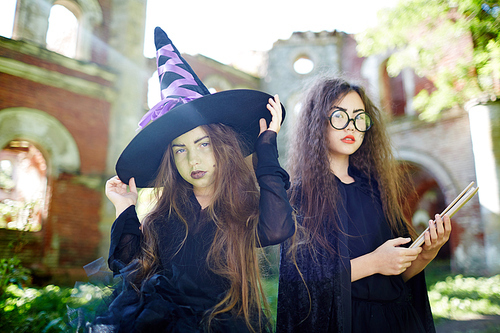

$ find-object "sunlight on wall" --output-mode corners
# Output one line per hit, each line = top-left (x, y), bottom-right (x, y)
(469, 104), (500, 214)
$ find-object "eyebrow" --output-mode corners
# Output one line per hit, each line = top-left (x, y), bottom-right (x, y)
(172, 135), (210, 147)
(332, 106), (365, 113)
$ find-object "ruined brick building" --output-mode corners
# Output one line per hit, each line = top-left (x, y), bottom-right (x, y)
(0, 0), (498, 285)
(264, 31), (499, 275)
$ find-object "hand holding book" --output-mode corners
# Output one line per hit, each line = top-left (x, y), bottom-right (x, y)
(410, 182), (479, 248)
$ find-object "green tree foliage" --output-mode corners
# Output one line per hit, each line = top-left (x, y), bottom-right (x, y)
(0, 257), (30, 298)
(356, 0), (500, 120)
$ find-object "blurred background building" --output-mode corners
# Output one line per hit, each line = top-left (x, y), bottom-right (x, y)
(0, 0), (497, 284)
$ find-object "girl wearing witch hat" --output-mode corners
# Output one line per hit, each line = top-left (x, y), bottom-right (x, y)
(92, 27), (295, 332)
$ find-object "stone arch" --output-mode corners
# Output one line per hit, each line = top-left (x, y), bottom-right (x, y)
(397, 148), (457, 259)
(0, 108), (80, 176)
(396, 148), (457, 201)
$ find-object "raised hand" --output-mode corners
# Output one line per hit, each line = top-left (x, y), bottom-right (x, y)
(259, 94), (283, 135)
(105, 176), (138, 217)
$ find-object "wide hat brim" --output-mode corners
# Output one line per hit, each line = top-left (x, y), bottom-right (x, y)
(116, 89), (285, 188)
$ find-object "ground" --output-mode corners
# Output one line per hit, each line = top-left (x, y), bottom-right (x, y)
(436, 315), (500, 332)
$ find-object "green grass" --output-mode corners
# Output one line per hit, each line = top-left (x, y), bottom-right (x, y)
(2, 260), (499, 332)
(425, 261), (500, 325)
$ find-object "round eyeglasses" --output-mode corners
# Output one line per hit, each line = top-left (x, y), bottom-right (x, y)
(328, 110), (373, 132)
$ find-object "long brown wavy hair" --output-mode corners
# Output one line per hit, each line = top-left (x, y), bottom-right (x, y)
(135, 123), (270, 332)
(288, 76), (415, 254)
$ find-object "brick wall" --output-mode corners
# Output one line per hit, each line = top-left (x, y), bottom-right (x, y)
(0, 70), (110, 284)
(49, 174), (102, 265)
(0, 73), (110, 174)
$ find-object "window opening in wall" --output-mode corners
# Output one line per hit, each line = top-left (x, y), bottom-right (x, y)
(46, 4), (79, 58)
(382, 61), (406, 116)
(0, 141), (48, 232)
(293, 102), (302, 115)
(148, 71), (160, 109)
(293, 56), (314, 75)
(0, 0), (17, 38)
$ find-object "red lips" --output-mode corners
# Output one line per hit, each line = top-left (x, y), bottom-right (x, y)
(341, 135), (355, 144)
(191, 170), (207, 179)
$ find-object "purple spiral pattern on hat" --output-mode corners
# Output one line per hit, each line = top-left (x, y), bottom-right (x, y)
(138, 41), (208, 130)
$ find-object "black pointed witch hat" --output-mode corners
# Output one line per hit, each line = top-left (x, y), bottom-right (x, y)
(116, 27), (285, 188)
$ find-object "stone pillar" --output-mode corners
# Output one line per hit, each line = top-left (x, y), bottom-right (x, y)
(98, 0), (149, 259)
(106, 0), (148, 171)
(467, 100), (500, 274)
(12, 0), (52, 46)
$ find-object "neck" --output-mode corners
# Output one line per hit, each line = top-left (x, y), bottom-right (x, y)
(193, 187), (214, 209)
(329, 154), (354, 184)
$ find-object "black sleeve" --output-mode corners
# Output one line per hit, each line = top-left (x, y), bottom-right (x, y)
(255, 130), (295, 247)
(107, 205), (142, 274)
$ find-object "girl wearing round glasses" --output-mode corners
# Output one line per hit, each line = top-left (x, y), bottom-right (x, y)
(277, 77), (450, 332)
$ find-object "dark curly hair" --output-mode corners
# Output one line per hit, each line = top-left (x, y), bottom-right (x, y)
(288, 76), (415, 254)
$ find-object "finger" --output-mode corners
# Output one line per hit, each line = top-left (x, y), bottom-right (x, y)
(405, 247), (422, 256)
(443, 214), (452, 234)
(391, 237), (412, 246)
(273, 94), (282, 123)
(266, 99), (281, 133)
(429, 218), (438, 240)
(423, 230), (432, 247)
(106, 175), (118, 184)
(267, 98), (276, 110)
(435, 214), (445, 236)
(403, 260), (413, 268)
(405, 251), (420, 261)
(106, 176), (121, 191)
(273, 94), (280, 104)
(267, 103), (277, 123)
(129, 177), (137, 194)
(259, 118), (267, 135)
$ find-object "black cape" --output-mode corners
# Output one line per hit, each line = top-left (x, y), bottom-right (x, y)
(276, 168), (435, 333)
(80, 131), (295, 333)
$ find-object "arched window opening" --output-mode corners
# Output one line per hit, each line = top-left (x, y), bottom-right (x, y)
(0, 0), (17, 38)
(46, 4), (79, 58)
(147, 71), (160, 109)
(293, 102), (302, 115)
(381, 60), (406, 117)
(0, 141), (48, 232)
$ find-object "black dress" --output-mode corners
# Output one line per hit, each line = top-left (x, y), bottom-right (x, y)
(277, 168), (435, 333)
(91, 131), (295, 333)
